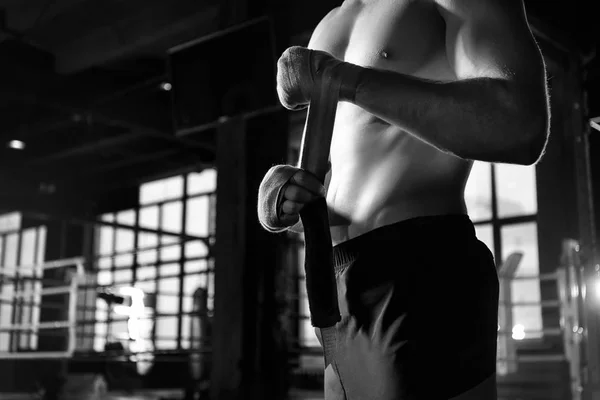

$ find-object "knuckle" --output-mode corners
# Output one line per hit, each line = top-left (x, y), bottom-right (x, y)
(292, 170), (305, 184)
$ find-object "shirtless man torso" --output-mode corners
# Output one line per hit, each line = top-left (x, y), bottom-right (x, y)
(311, 0), (546, 245)
(258, 0), (549, 398)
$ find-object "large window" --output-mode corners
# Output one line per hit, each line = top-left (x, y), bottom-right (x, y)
(0, 213), (47, 352)
(465, 161), (541, 339)
(93, 169), (217, 353)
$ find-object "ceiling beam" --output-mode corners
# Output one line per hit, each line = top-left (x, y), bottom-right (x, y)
(52, 2), (219, 74)
(27, 131), (143, 166)
(2, 65), (215, 155)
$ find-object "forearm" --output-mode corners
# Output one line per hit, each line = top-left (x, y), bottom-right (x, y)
(338, 64), (548, 165)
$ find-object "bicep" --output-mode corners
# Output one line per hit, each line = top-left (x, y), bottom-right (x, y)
(438, 0), (546, 84)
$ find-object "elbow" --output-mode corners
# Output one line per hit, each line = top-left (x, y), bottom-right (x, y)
(508, 90), (550, 166)
(515, 110), (549, 166)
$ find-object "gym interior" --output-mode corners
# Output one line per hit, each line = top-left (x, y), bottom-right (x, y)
(0, 0), (599, 399)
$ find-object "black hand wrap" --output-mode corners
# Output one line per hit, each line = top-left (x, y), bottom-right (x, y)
(257, 165), (299, 232)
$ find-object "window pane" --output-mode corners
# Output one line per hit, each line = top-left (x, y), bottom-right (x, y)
(114, 254), (133, 269)
(160, 202), (183, 258)
(160, 242), (181, 262)
(465, 162), (492, 222)
(140, 176), (184, 205)
(94, 322), (107, 352)
(188, 169), (217, 195)
(185, 240), (209, 258)
(474, 224), (494, 257)
(98, 257), (111, 270)
(185, 260), (209, 275)
(159, 263), (180, 278)
(187, 197), (210, 237)
(139, 206), (159, 229)
(115, 229), (134, 253)
(136, 266), (156, 283)
(139, 206), (159, 251)
(501, 223), (539, 277)
(97, 270), (112, 286)
(137, 250), (157, 266)
(114, 211), (135, 253)
(157, 277), (180, 314)
(114, 268), (132, 285)
(155, 316), (178, 349)
(98, 226), (114, 255)
(162, 202), (182, 233)
(117, 210), (136, 225)
(496, 163), (537, 218)
(501, 222), (542, 339)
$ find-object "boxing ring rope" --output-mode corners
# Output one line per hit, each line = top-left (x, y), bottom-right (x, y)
(0, 257), (84, 359)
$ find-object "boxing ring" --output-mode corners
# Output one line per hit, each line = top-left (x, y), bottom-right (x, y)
(0, 257), (84, 360)
(0, 179), (217, 399)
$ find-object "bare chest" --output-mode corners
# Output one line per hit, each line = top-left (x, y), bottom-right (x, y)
(309, 0), (453, 79)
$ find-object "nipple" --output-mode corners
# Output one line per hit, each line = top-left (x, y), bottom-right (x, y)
(381, 50), (389, 59)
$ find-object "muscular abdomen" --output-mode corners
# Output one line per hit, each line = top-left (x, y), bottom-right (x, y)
(309, 0), (472, 244)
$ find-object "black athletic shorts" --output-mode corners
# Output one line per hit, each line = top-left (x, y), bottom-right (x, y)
(315, 214), (499, 399)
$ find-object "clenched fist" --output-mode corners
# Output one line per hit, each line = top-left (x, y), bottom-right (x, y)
(276, 46), (354, 111)
(257, 164), (326, 232)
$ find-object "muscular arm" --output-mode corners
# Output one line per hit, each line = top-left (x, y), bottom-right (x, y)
(339, 0), (550, 165)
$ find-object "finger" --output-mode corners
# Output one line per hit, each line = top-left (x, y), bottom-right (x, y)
(384, 319), (405, 351)
(281, 200), (303, 215)
(346, 317), (359, 343)
(371, 286), (395, 342)
(290, 170), (326, 197)
(282, 184), (319, 204)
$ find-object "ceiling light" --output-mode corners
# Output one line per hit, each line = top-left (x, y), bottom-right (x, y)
(159, 82), (172, 91)
(7, 140), (25, 150)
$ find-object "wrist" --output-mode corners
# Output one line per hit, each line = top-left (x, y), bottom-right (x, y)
(316, 55), (363, 104)
(336, 62), (363, 103)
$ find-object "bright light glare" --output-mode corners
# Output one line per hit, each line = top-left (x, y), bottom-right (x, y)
(113, 305), (130, 316)
(160, 82), (172, 91)
(595, 278), (600, 301)
(512, 324), (526, 340)
(7, 140), (25, 150)
(112, 286), (146, 340)
(118, 286), (145, 298)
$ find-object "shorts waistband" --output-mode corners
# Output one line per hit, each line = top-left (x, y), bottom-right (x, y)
(332, 214), (475, 271)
